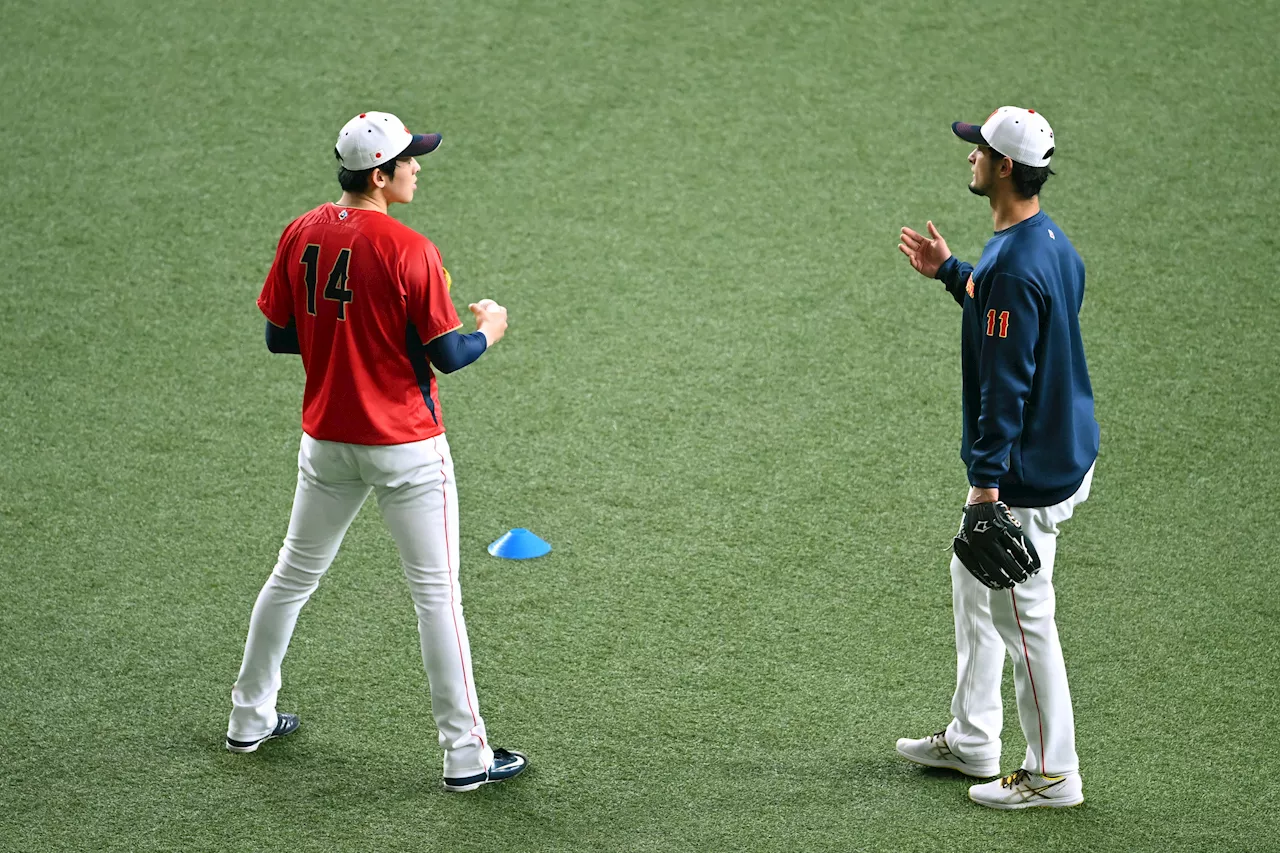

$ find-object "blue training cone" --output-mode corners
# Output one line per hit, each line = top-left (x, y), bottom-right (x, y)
(487, 528), (551, 560)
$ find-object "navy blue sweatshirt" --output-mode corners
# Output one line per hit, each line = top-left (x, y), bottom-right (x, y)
(935, 210), (1099, 507)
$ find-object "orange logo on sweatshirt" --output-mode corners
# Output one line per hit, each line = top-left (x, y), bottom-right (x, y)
(966, 276), (975, 298)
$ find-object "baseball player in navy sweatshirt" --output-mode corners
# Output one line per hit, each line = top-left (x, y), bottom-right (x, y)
(895, 107), (1100, 809)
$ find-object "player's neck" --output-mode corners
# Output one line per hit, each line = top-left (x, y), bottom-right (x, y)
(336, 191), (388, 214)
(988, 191), (1040, 232)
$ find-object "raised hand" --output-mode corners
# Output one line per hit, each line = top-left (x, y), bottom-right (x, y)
(469, 299), (508, 347)
(898, 221), (952, 279)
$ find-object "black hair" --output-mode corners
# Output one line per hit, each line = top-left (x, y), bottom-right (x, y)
(1010, 160), (1055, 199)
(990, 145), (1056, 199)
(335, 148), (401, 192)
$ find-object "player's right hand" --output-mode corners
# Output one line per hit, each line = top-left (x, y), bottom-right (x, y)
(898, 221), (952, 279)
(469, 298), (508, 347)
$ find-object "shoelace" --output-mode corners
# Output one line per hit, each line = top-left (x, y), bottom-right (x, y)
(929, 730), (947, 744)
(1001, 768), (1031, 788)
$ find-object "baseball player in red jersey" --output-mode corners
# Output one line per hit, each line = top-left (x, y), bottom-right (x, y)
(225, 111), (527, 792)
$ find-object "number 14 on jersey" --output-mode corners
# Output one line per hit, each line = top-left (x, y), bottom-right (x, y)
(300, 244), (354, 320)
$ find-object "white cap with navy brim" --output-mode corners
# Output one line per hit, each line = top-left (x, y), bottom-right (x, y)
(952, 106), (1054, 168)
(335, 111), (442, 171)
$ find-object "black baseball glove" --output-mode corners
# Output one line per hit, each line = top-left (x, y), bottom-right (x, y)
(952, 501), (1042, 590)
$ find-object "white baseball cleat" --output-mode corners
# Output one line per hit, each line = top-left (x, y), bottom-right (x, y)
(896, 730), (1000, 778)
(968, 768), (1084, 809)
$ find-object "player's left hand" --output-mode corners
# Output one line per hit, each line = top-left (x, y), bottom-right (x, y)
(967, 486), (999, 505)
(952, 501), (1042, 590)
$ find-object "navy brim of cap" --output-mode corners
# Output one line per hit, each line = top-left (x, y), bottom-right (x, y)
(951, 122), (986, 145)
(402, 133), (443, 156)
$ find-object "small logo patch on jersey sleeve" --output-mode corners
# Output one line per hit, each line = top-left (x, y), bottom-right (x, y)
(966, 276), (975, 299)
(443, 267), (452, 290)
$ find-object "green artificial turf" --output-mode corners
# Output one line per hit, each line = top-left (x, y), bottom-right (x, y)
(2, 0), (1278, 850)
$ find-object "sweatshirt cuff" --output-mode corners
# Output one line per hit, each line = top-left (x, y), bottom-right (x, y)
(935, 255), (960, 283)
(967, 464), (1004, 489)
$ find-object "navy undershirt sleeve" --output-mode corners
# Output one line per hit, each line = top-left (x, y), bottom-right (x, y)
(935, 255), (974, 307)
(265, 319), (300, 354)
(425, 329), (488, 374)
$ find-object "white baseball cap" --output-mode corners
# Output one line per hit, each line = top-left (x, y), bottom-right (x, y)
(335, 111), (442, 171)
(952, 106), (1055, 168)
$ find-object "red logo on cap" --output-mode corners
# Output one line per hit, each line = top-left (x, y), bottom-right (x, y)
(359, 113), (367, 118)
(375, 152), (382, 158)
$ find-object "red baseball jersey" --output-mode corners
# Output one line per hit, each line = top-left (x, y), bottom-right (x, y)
(257, 203), (462, 445)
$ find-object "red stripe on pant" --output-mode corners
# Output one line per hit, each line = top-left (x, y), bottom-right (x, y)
(437, 439), (485, 750)
(1010, 588), (1045, 770)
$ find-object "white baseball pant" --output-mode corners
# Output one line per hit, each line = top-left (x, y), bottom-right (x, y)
(944, 464), (1095, 776)
(227, 432), (493, 778)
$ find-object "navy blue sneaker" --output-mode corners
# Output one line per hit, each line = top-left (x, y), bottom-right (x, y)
(443, 748), (529, 792)
(226, 713), (300, 753)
